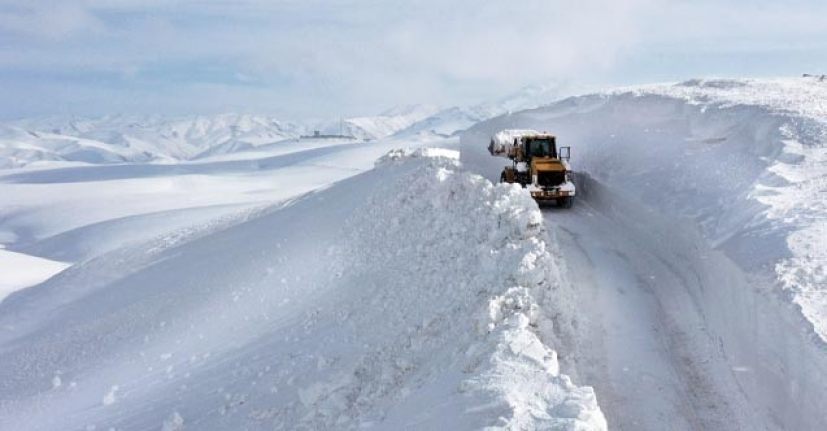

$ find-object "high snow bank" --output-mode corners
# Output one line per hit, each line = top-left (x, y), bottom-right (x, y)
(460, 77), (827, 429)
(0, 149), (603, 430)
(351, 149), (605, 429)
(639, 78), (827, 344)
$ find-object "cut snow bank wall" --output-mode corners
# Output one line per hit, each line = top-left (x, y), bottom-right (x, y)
(0, 149), (604, 430)
(460, 78), (827, 429)
(316, 148), (606, 429)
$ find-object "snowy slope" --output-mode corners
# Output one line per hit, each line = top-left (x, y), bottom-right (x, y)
(396, 83), (570, 138)
(461, 76), (827, 430)
(0, 249), (68, 302)
(0, 135), (417, 259)
(395, 106), (492, 138)
(328, 105), (441, 140)
(0, 149), (604, 430)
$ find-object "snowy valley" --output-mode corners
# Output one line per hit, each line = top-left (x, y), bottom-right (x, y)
(1, 77), (826, 430)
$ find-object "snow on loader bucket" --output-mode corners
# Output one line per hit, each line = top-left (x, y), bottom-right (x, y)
(489, 129), (576, 208)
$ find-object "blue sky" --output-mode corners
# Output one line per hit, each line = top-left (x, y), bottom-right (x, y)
(0, 0), (825, 120)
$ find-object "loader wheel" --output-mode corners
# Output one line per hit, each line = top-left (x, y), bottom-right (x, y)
(500, 172), (506, 183)
(560, 197), (574, 208)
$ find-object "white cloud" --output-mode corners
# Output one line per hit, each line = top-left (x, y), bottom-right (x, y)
(0, 2), (104, 41)
(0, 0), (824, 119)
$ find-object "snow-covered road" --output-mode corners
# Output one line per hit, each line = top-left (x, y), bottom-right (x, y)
(461, 78), (827, 430)
(546, 176), (759, 430)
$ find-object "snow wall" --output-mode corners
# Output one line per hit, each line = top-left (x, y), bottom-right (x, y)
(460, 79), (827, 429)
(0, 149), (605, 430)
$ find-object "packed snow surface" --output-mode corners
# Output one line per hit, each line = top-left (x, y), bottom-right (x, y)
(462, 76), (827, 430)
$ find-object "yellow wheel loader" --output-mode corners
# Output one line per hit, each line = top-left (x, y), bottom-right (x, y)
(488, 130), (575, 207)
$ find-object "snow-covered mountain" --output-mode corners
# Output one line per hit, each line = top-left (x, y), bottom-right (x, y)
(2, 76), (826, 430)
(0, 85), (566, 169)
(0, 124), (155, 169)
(319, 104), (441, 140)
(0, 107), (445, 168)
(1, 114), (306, 168)
(395, 83), (570, 138)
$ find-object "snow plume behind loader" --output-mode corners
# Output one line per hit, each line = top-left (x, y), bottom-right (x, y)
(489, 130), (576, 207)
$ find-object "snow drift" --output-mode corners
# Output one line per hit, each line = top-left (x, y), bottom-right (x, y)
(0, 150), (604, 430)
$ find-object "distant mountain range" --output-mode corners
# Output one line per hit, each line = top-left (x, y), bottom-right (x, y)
(0, 83), (568, 168)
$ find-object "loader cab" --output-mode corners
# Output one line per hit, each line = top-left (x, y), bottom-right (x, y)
(492, 129), (576, 208)
(523, 136), (557, 160)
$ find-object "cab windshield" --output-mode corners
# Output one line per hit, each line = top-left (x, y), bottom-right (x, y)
(526, 138), (556, 158)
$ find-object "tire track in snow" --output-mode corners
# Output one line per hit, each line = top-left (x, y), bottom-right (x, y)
(546, 186), (757, 430)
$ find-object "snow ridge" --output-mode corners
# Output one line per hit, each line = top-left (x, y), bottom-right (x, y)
(0, 148), (604, 430)
(316, 149), (605, 429)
